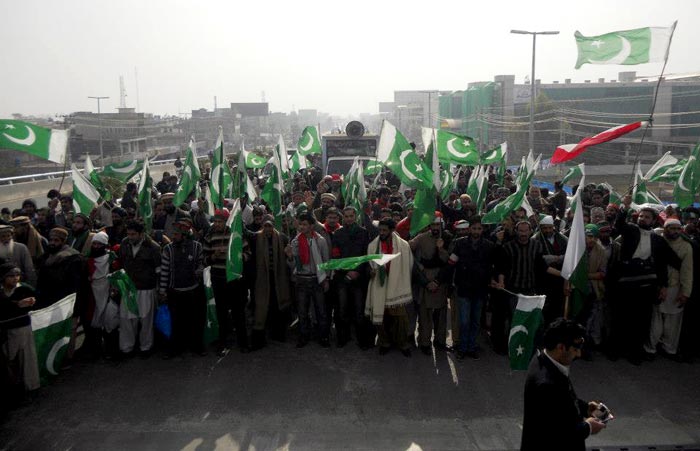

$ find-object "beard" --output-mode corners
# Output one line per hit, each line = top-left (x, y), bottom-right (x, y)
(46, 244), (62, 254)
(638, 222), (652, 230)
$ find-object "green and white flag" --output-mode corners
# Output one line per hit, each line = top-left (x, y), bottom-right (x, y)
(439, 168), (453, 202)
(71, 164), (101, 214)
(435, 129), (479, 165)
(289, 151), (308, 173)
(275, 135), (290, 180)
(0, 119), (68, 164)
(318, 253), (399, 271)
(84, 154), (111, 201)
(210, 127), (233, 209)
(108, 269), (139, 315)
(100, 160), (144, 182)
(242, 148), (267, 169)
(574, 22), (677, 69)
(480, 142), (508, 165)
(365, 160), (384, 176)
(379, 120), (433, 190)
(343, 157), (367, 217)
(483, 154), (540, 224)
(674, 155), (698, 208)
(561, 163), (584, 186)
(236, 146), (259, 202)
(509, 294), (546, 371)
(466, 165), (489, 213)
(29, 293), (76, 385)
(174, 137), (201, 207)
(297, 125), (322, 156)
(560, 169), (589, 318)
(225, 199), (244, 282)
(644, 151), (684, 183)
(202, 266), (219, 344)
(633, 161), (662, 205)
(599, 182), (622, 205)
(410, 187), (437, 237)
(261, 144), (284, 221)
(137, 158), (153, 232)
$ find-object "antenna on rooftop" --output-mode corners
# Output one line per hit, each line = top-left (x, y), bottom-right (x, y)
(119, 76), (128, 108)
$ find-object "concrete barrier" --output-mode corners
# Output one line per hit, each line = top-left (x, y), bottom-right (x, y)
(0, 164), (175, 210)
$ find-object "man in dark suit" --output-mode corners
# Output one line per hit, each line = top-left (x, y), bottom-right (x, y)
(521, 319), (606, 451)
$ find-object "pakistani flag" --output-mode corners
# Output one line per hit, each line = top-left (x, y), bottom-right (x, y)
(509, 294), (546, 370)
(297, 125), (322, 156)
(342, 157), (368, 218)
(599, 182), (622, 205)
(674, 146), (699, 208)
(0, 119), (68, 164)
(275, 135), (291, 180)
(243, 149), (267, 169)
(365, 160), (384, 176)
(236, 147), (259, 202)
(633, 162), (662, 205)
(561, 170), (589, 318)
(210, 127), (233, 209)
(174, 138), (201, 207)
(483, 154), (540, 224)
(318, 254), (399, 271)
(71, 164), (101, 214)
(480, 142), (508, 165)
(202, 266), (219, 344)
(644, 151), (685, 183)
(439, 168), (453, 202)
(29, 293), (76, 385)
(108, 269), (139, 315)
(561, 164), (584, 186)
(289, 151), (308, 173)
(100, 160), (144, 182)
(137, 158), (153, 232)
(466, 165), (489, 213)
(435, 129), (479, 165)
(261, 146), (284, 221)
(226, 199), (244, 282)
(84, 154), (111, 201)
(574, 23), (677, 69)
(379, 120), (433, 189)
(410, 187), (437, 237)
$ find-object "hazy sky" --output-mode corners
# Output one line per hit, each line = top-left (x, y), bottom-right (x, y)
(2, 0), (698, 118)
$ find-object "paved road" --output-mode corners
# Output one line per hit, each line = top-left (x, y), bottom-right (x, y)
(2, 335), (700, 451)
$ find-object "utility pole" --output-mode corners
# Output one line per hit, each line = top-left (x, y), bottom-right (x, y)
(510, 29), (559, 153)
(88, 96), (109, 164)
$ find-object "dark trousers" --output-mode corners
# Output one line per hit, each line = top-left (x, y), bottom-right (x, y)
(211, 276), (248, 349)
(336, 278), (373, 347)
(489, 289), (516, 353)
(168, 286), (206, 353)
(610, 281), (655, 358)
(377, 306), (410, 350)
(296, 276), (329, 341)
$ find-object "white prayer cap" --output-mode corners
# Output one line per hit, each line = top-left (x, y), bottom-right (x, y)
(540, 215), (554, 226)
(664, 218), (681, 228)
(453, 220), (469, 230)
(93, 231), (109, 245)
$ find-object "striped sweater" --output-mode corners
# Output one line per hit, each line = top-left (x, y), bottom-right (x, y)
(159, 239), (204, 292)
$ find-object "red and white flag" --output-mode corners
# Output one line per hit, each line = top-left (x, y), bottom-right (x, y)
(551, 121), (647, 164)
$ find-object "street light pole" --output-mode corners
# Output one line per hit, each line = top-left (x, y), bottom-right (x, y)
(510, 30), (559, 153)
(88, 96), (109, 164)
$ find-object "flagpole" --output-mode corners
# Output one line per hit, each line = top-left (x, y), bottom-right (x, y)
(627, 21), (678, 191)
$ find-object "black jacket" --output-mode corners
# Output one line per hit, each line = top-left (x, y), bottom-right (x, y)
(449, 236), (496, 297)
(331, 224), (370, 279)
(118, 237), (162, 290)
(521, 353), (590, 451)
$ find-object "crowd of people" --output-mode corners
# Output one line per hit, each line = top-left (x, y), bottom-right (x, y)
(1, 156), (699, 410)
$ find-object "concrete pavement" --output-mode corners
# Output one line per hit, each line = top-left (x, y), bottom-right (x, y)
(2, 337), (700, 451)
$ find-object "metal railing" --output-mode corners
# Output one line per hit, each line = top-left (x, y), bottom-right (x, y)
(0, 155), (189, 185)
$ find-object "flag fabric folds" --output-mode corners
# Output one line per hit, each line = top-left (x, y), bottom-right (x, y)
(29, 293), (76, 385)
(226, 199), (244, 282)
(673, 143), (700, 207)
(100, 160), (144, 182)
(84, 154), (111, 201)
(203, 266), (219, 344)
(137, 158), (154, 232)
(561, 164), (584, 186)
(108, 269), (139, 315)
(0, 119), (68, 164)
(574, 23), (677, 69)
(318, 254), (399, 271)
(71, 164), (101, 214)
(210, 127), (233, 209)
(509, 294), (546, 371)
(551, 121), (646, 164)
(174, 137), (201, 207)
(560, 168), (589, 318)
(379, 120), (433, 189)
(297, 126), (322, 156)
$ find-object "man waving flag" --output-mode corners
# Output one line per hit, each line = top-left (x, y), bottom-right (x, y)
(174, 137), (201, 207)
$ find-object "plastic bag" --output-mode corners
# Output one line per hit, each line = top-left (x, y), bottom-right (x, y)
(155, 304), (172, 339)
(104, 300), (121, 333)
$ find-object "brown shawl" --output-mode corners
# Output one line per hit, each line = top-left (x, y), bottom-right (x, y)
(254, 230), (291, 330)
(24, 224), (45, 260)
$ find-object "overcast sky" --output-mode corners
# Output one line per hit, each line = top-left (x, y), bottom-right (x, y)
(1, 0), (698, 118)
